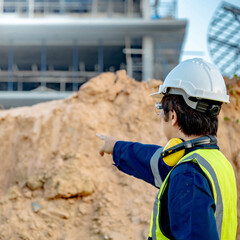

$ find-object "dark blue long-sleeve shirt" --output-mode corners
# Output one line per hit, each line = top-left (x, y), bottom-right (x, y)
(113, 141), (219, 240)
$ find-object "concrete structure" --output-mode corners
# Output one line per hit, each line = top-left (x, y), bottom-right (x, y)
(0, 0), (187, 108)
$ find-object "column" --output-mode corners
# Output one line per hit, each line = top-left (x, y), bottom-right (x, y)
(125, 37), (133, 78)
(142, 36), (154, 81)
(127, 0), (133, 17)
(72, 39), (79, 91)
(8, 43), (14, 91)
(107, 0), (113, 17)
(92, 0), (98, 16)
(141, 0), (151, 20)
(163, 59), (168, 79)
(98, 39), (104, 73)
(41, 40), (47, 87)
(0, 0), (4, 14)
(28, 0), (34, 18)
(60, 0), (65, 14)
(173, 0), (177, 18)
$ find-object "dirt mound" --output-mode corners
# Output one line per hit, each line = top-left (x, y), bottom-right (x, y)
(0, 71), (239, 239)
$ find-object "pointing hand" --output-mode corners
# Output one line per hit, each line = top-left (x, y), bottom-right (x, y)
(96, 133), (117, 156)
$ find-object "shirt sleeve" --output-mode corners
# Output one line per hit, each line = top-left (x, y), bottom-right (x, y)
(168, 164), (219, 240)
(113, 141), (172, 188)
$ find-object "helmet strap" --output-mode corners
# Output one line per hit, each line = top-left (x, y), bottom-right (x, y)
(196, 100), (221, 116)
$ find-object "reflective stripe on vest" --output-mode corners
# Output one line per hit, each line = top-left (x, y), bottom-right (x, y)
(149, 149), (237, 240)
(150, 147), (164, 188)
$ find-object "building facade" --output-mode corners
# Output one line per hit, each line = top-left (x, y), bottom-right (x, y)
(0, 0), (187, 107)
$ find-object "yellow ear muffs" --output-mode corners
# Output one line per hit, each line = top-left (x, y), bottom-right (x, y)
(162, 138), (185, 166)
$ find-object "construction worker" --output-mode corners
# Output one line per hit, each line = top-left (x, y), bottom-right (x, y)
(97, 58), (237, 240)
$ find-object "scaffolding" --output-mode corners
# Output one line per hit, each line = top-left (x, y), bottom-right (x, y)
(0, 0), (185, 94)
(0, 0), (142, 17)
(0, 0), (178, 18)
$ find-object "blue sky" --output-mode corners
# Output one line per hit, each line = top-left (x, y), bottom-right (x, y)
(178, 0), (240, 62)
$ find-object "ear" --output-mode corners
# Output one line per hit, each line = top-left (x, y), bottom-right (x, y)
(170, 110), (178, 126)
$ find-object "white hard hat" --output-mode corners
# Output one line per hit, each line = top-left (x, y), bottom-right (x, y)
(150, 58), (229, 110)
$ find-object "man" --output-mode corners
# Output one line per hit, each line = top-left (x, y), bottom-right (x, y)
(97, 58), (237, 240)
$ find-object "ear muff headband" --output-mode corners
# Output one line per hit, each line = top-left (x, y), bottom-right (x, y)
(161, 135), (217, 166)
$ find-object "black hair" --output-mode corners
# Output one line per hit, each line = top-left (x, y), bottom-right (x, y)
(161, 94), (220, 136)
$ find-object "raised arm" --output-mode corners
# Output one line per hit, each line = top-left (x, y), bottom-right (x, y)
(97, 134), (171, 187)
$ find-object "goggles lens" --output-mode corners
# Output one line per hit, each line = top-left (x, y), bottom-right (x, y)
(155, 102), (163, 116)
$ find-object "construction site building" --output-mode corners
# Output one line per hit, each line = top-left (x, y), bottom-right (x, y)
(0, 0), (187, 108)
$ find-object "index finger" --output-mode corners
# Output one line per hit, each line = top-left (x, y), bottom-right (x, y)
(96, 133), (106, 140)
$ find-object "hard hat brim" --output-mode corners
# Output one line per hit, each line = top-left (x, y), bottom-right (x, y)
(149, 92), (162, 98)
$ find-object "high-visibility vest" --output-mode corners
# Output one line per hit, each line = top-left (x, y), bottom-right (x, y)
(149, 149), (237, 240)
